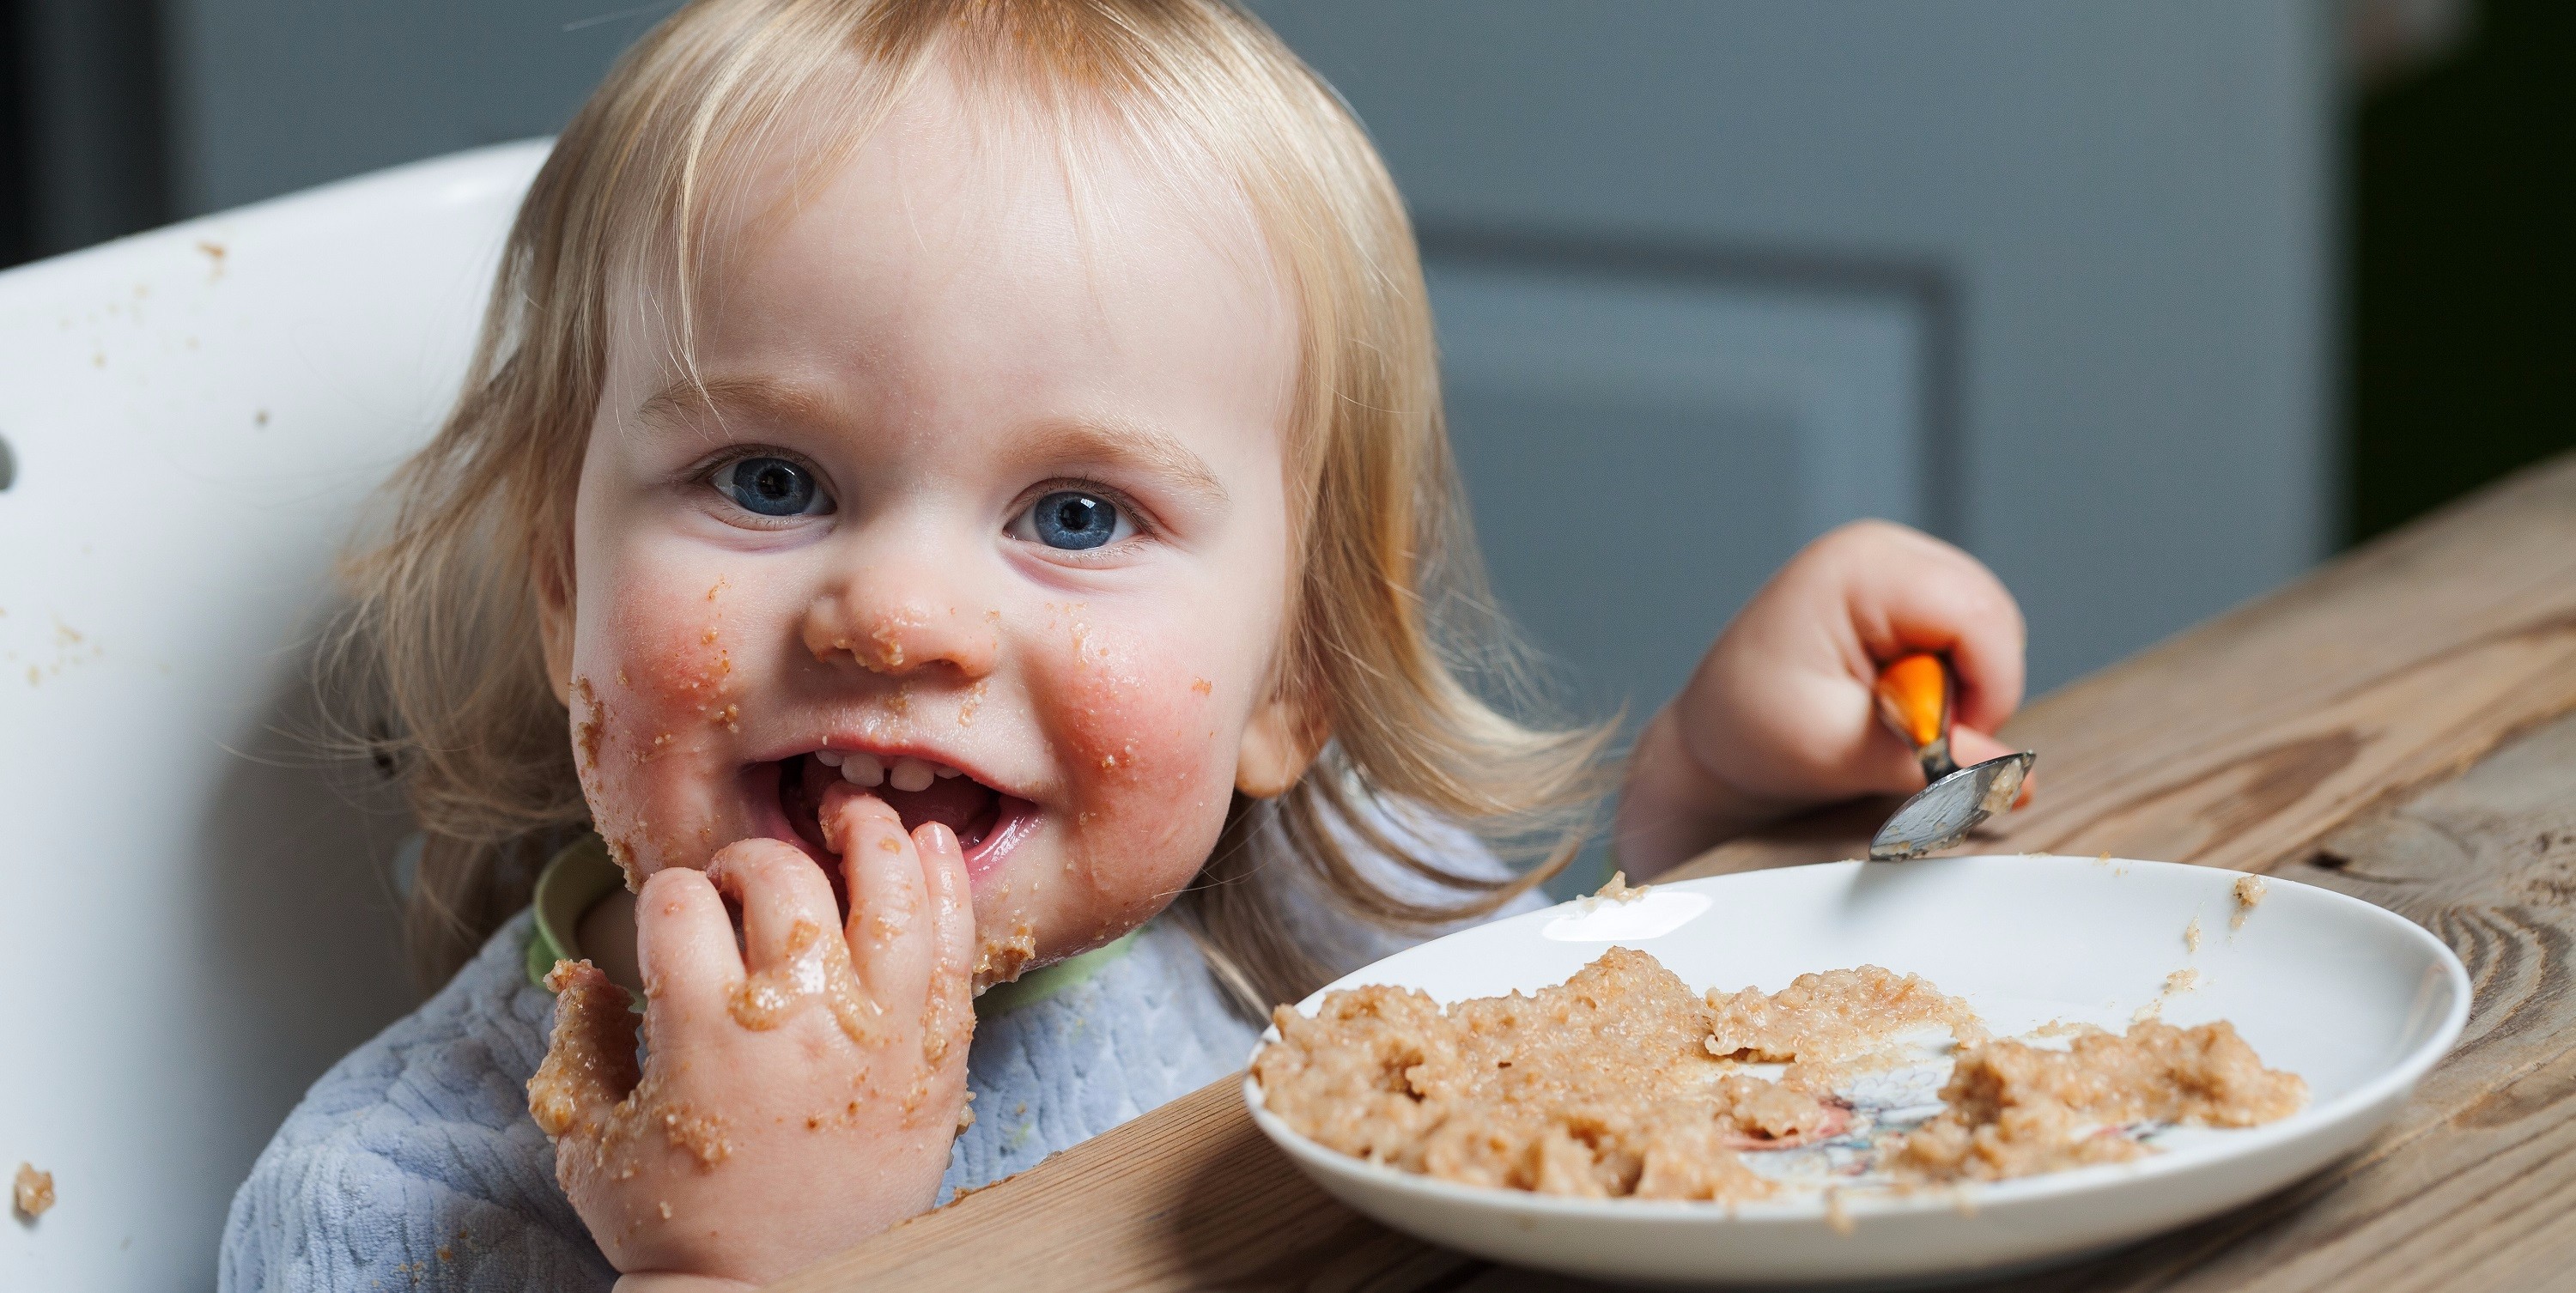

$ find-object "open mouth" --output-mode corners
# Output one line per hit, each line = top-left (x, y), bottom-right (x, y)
(774, 750), (1035, 884)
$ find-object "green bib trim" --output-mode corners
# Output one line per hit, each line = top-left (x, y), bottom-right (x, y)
(525, 835), (629, 999)
(524, 835), (1139, 1018)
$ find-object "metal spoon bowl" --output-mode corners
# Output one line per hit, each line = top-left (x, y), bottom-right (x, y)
(1869, 750), (2036, 860)
(1866, 651), (2036, 861)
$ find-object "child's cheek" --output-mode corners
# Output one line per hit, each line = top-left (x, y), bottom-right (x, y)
(572, 577), (749, 884)
(1039, 607), (1241, 922)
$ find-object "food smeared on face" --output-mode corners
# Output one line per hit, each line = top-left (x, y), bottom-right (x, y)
(550, 66), (1301, 987)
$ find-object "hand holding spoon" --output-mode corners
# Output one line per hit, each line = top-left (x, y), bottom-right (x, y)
(1868, 651), (2036, 860)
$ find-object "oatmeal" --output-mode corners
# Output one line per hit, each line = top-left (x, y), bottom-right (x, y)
(1706, 966), (1985, 1069)
(1253, 949), (1832, 1201)
(1256, 948), (2306, 1203)
(1892, 1019), (2306, 1182)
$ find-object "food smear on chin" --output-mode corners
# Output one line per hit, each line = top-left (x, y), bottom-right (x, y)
(972, 922), (1037, 993)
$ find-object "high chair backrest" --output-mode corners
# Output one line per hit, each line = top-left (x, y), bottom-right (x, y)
(0, 143), (548, 1291)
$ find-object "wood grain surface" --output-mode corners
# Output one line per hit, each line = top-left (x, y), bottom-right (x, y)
(775, 455), (2576, 1292)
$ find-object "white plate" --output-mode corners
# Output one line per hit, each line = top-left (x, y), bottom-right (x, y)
(1243, 855), (2468, 1286)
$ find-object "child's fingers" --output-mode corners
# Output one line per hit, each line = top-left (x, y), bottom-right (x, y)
(913, 821), (976, 1066)
(916, 821), (974, 989)
(1828, 523), (2026, 732)
(707, 836), (841, 972)
(528, 959), (641, 1139)
(822, 785), (933, 1009)
(634, 865), (742, 1019)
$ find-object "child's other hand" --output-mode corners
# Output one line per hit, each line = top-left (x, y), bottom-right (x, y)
(1614, 520), (2029, 874)
(527, 791), (975, 1288)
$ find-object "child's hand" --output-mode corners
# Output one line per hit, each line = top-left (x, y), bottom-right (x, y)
(1613, 521), (2029, 873)
(527, 790), (975, 1290)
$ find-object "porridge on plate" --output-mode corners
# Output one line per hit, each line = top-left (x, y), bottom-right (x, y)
(1254, 941), (2305, 1202)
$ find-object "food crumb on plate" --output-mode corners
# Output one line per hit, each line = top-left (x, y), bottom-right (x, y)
(2133, 968), (2201, 1024)
(1595, 871), (1649, 903)
(14, 1162), (54, 1218)
(2184, 915), (2202, 953)
(2233, 875), (2268, 930)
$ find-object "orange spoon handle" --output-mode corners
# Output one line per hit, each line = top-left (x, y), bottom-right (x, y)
(1874, 651), (1959, 780)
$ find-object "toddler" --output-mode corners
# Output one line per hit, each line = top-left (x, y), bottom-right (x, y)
(222, 2), (2028, 1289)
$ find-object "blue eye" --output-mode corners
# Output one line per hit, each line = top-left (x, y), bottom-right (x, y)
(714, 456), (829, 518)
(1021, 490), (1127, 550)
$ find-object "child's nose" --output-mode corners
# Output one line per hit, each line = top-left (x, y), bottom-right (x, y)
(800, 577), (1000, 681)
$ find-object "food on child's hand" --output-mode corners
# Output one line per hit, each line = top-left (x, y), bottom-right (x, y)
(13, 1162), (54, 1218)
(528, 959), (641, 1142)
(1255, 949), (2305, 1201)
(530, 816), (976, 1281)
(531, 957), (734, 1181)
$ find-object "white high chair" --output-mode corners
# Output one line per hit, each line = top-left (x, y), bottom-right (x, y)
(0, 142), (550, 1291)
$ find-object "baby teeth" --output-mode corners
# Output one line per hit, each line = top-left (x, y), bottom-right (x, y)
(888, 756), (936, 792)
(839, 751), (886, 787)
(822, 750), (962, 793)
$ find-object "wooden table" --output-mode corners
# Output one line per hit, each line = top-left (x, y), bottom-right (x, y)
(778, 455), (2576, 1292)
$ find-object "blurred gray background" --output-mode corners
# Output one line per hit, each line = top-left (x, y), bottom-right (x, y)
(5, 0), (2552, 725)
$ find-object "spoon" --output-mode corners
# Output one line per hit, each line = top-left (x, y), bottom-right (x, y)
(1868, 651), (2036, 860)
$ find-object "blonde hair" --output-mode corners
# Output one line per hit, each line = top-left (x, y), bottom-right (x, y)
(334, 0), (1611, 1008)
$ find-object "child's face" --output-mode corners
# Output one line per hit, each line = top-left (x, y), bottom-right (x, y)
(548, 70), (1301, 984)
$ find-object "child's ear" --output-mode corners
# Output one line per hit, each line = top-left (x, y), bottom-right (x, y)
(534, 563), (576, 708)
(1236, 696), (1323, 798)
